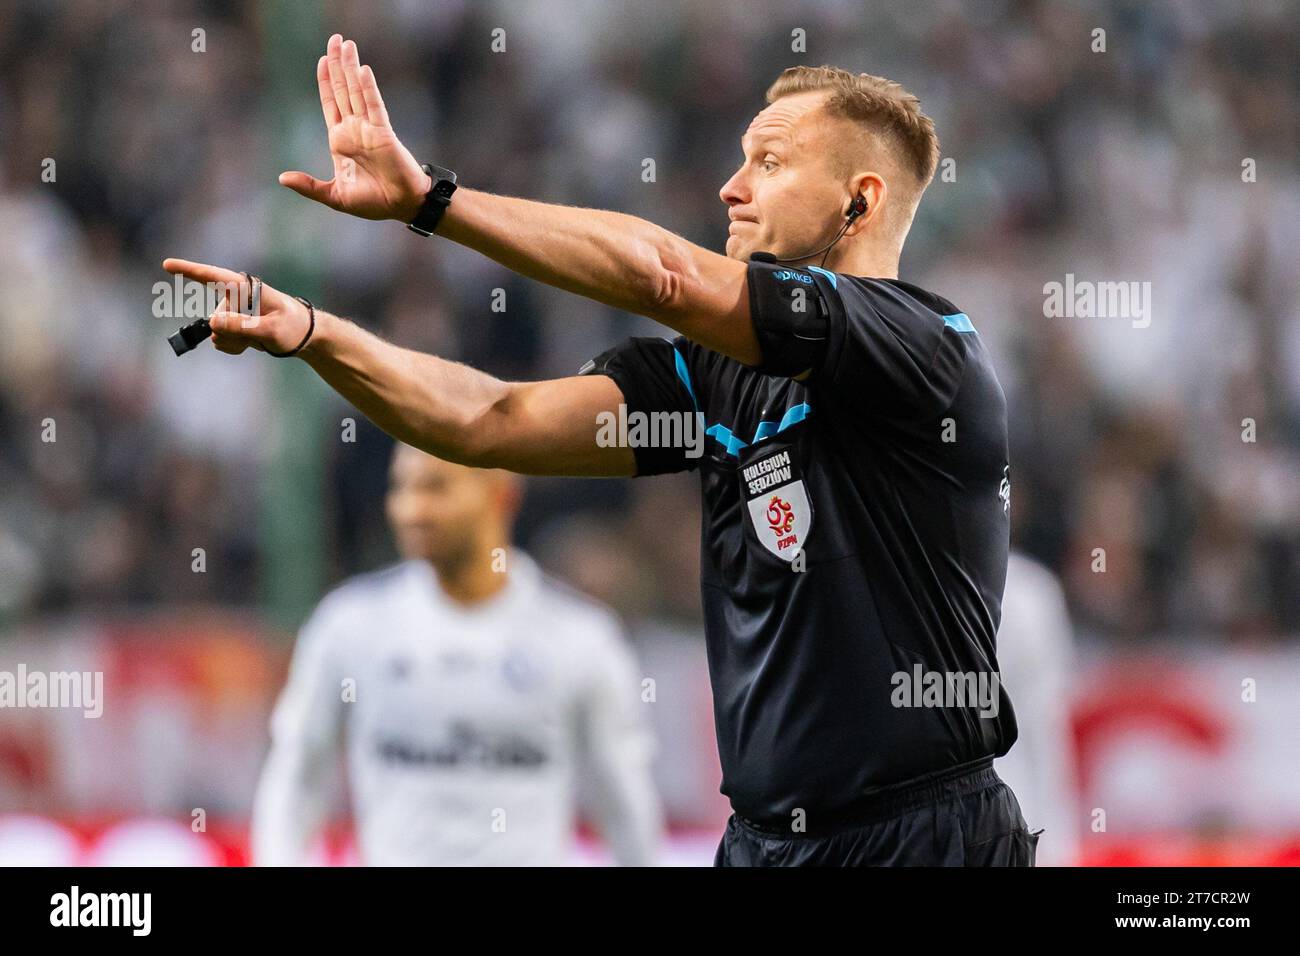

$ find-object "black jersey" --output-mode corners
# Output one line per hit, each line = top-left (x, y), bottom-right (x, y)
(581, 255), (1018, 824)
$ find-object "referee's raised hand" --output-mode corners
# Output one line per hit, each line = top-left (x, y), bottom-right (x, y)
(160, 259), (319, 357)
(277, 34), (432, 223)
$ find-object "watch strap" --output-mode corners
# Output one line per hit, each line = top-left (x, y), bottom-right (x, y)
(408, 163), (458, 237)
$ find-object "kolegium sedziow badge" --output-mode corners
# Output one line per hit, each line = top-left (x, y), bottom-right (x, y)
(741, 442), (812, 562)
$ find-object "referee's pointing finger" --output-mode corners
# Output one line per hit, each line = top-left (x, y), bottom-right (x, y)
(161, 258), (243, 287)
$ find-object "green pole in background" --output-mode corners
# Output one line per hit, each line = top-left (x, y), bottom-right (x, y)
(259, 1), (327, 631)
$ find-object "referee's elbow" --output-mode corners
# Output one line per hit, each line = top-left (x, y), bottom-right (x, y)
(633, 232), (697, 318)
(633, 238), (762, 366)
(643, 263), (687, 316)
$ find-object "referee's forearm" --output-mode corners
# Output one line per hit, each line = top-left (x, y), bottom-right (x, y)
(300, 311), (507, 465)
(438, 187), (687, 316)
(438, 187), (759, 363)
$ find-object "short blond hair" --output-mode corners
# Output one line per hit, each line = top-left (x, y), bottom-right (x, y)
(766, 65), (940, 187)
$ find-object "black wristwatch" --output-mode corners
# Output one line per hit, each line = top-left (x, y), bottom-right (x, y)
(407, 163), (458, 236)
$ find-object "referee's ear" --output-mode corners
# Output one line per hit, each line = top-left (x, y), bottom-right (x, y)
(846, 172), (888, 236)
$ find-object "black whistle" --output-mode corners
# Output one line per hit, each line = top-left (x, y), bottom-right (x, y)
(168, 317), (213, 356)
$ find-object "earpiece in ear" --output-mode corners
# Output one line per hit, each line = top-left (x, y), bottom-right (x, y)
(846, 195), (868, 221)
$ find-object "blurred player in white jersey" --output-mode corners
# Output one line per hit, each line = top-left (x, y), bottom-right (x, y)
(993, 551), (1080, 866)
(252, 444), (662, 866)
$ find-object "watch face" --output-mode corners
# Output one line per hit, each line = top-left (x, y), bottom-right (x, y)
(426, 164), (457, 186)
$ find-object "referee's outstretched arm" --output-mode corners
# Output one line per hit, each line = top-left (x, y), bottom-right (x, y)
(161, 35), (898, 478)
(159, 258), (638, 477)
(277, 34), (766, 366)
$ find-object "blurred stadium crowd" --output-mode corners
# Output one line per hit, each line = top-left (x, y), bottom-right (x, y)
(0, 0), (1297, 647)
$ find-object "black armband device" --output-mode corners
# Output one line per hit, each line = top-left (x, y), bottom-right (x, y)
(746, 252), (830, 377)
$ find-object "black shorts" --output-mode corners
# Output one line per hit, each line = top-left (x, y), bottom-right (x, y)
(714, 757), (1040, 867)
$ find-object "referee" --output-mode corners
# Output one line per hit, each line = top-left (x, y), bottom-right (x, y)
(165, 34), (1036, 866)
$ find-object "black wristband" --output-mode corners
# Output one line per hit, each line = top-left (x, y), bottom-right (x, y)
(265, 297), (316, 358)
(407, 163), (458, 237)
